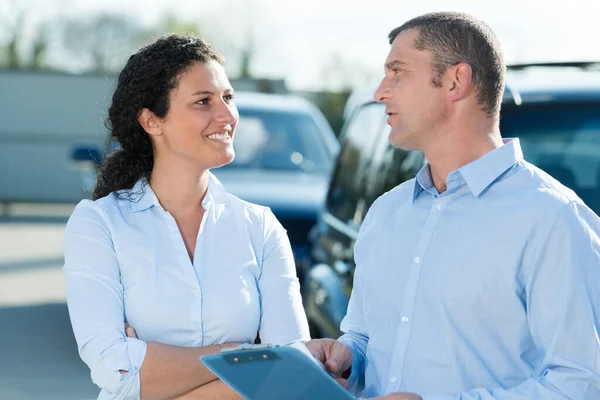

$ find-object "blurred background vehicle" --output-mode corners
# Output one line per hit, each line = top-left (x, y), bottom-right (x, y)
(304, 61), (600, 339)
(70, 91), (339, 281)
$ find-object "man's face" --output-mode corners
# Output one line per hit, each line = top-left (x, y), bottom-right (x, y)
(374, 28), (447, 151)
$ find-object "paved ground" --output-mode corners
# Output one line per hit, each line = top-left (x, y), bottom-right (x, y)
(0, 204), (99, 400)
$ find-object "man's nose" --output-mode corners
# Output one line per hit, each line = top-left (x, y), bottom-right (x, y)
(374, 78), (391, 103)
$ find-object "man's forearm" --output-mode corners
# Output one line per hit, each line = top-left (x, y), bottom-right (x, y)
(139, 341), (240, 400)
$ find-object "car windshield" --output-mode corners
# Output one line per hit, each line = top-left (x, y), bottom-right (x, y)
(220, 108), (332, 172)
(500, 102), (600, 213)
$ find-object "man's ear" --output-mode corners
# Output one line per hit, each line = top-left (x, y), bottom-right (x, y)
(446, 62), (473, 103)
(138, 108), (163, 137)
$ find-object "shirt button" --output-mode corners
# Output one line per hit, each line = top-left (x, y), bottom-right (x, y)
(390, 376), (398, 383)
(194, 331), (201, 339)
(413, 256), (421, 264)
(193, 287), (200, 296)
(437, 203), (443, 210)
(401, 316), (409, 323)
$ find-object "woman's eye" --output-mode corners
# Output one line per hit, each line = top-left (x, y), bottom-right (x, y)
(196, 98), (209, 105)
(224, 94), (235, 103)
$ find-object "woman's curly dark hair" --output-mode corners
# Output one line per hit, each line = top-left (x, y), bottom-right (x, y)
(92, 34), (224, 200)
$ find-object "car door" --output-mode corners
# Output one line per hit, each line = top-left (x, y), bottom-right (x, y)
(305, 101), (389, 338)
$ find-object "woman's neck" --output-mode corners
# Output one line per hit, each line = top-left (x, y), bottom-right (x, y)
(149, 159), (210, 215)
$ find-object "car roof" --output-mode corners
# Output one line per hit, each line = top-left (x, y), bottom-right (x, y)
(504, 62), (600, 105)
(232, 91), (341, 156)
(233, 91), (320, 113)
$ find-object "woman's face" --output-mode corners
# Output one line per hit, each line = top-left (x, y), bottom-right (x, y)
(149, 60), (239, 170)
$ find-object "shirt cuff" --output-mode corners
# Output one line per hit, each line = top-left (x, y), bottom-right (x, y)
(93, 337), (147, 399)
(125, 337), (147, 372)
(337, 336), (363, 394)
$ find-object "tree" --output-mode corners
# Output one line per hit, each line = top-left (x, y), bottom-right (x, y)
(30, 24), (48, 69)
(1, 10), (25, 68)
(239, 37), (253, 79)
(148, 10), (257, 80)
(313, 52), (375, 135)
(58, 13), (145, 74)
(161, 12), (201, 36)
(0, 1), (52, 70)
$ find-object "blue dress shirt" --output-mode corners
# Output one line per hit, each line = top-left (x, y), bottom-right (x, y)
(63, 173), (310, 399)
(338, 139), (600, 399)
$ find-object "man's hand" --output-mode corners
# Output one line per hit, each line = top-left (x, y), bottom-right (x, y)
(305, 339), (353, 388)
(362, 393), (423, 400)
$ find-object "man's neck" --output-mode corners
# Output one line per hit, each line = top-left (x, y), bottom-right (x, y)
(424, 123), (503, 194)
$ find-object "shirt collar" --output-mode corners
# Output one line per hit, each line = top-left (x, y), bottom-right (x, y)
(203, 172), (231, 207)
(413, 164), (435, 201)
(127, 172), (231, 213)
(412, 138), (524, 202)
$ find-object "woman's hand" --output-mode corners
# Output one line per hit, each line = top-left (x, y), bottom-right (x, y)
(124, 322), (138, 338)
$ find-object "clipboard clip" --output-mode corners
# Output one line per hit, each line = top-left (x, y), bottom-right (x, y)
(219, 342), (336, 378)
(221, 343), (278, 353)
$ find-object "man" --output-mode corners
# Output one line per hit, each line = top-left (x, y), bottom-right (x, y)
(307, 12), (600, 400)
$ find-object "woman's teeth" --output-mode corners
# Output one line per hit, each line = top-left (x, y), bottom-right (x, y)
(207, 132), (231, 141)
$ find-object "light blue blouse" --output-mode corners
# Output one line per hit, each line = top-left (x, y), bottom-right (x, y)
(63, 173), (310, 399)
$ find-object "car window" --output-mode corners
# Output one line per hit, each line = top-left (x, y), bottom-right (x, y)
(359, 129), (425, 221)
(222, 109), (332, 172)
(500, 102), (600, 213)
(325, 102), (387, 227)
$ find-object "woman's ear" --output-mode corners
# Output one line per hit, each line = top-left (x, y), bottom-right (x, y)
(137, 108), (163, 137)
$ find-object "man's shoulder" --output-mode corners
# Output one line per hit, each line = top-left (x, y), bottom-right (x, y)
(513, 160), (582, 207)
(371, 178), (417, 210)
(359, 178), (416, 228)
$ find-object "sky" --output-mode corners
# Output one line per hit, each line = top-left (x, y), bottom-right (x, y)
(5, 0), (600, 91)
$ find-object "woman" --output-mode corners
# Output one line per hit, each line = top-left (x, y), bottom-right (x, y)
(63, 34), (310, 400)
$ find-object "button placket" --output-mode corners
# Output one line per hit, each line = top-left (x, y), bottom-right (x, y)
(387, 193), (450, 393)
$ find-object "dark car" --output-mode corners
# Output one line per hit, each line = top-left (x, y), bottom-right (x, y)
(304, 62), (600, 339)
(71, 91), (339, 281)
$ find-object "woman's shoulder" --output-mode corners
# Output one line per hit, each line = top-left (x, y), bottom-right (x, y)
(68, 185), (138, 228)
(209, 173), (270, 218)
(86, 179), (150, 215)
(66, 198), (110, 233)
(225, 192), (271, 220)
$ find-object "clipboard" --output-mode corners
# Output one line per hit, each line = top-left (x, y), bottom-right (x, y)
(200, 343), (354, 400)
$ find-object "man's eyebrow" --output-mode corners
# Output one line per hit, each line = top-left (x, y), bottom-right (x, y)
(385, 60), (406, 70)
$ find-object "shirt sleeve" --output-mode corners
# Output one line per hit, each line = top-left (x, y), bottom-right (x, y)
(423, 200), (600, 400)
(338, 268), (368, 396)
(63, 200), (147, 400)
(256, 207), (311, 345)
(337, 199), (381, 397)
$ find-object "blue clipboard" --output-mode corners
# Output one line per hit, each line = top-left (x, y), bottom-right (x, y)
(200, 343), (354, 400)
